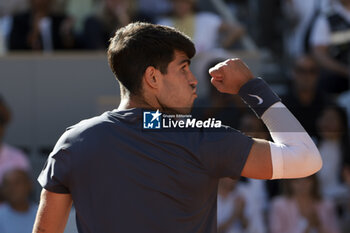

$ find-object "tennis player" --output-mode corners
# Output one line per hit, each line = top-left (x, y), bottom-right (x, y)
(32, 22), (322, 233)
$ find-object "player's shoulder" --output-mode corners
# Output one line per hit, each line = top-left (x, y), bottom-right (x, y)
(58, 109), (141, 143)
(68, 111), (111, 132)
(55, 112), (115, 145)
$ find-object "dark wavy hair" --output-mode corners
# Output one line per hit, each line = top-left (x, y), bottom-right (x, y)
(108, 22), (196, 96)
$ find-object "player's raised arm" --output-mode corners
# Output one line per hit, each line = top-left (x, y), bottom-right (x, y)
(209, 59), (323, 179)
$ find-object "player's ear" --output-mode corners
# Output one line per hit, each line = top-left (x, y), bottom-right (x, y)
(144, 66), (160, 89)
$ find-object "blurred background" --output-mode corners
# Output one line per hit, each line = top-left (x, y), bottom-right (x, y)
(0, 0), (350, 232)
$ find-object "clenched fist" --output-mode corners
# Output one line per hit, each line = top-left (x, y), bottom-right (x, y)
(208, 58), (254, 94)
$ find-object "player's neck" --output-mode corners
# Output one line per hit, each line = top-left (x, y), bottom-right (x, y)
(117, 88), (165, 111)
(117, 96), (156, 111)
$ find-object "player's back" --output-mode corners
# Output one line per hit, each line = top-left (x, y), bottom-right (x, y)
(39, 108), (252, 233)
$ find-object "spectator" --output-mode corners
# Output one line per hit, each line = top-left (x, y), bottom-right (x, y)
(282, 54), (328, 138)
(217, 176), (267, 233)
(9, 0), (76, 51)
(310, 0), (350, 94)
(61, 0), (95, 33)
(217, 178), (248, 233)
(0, 96), (30, 190)
(269, 175), (340, 233)
(316, 104), (350, 200)
(217, 114), (269, 233)
(157, 0), (245, 54)
(0, 0), (28, 54)
(0, 169), (37, 233)
(282, 0), (319, 59)
(282, 0), (330, 60)
(81, 0), (152, 49)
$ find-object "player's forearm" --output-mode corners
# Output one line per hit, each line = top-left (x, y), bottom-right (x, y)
(239, 78), (322, 179)
(261, 102), (322, 178)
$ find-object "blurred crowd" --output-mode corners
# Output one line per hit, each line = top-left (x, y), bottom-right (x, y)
(0, 0), (246, 52)
(1, 0), (350, 232)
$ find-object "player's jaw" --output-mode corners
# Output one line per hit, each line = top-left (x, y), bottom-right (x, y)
(160, 88), (197, 114)
(180, 87), (198, 114)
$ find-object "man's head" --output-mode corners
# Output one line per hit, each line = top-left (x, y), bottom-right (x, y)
(2, 169), (32, 207)
(108, 22), (197, 113)
(292, 54), (319, 92)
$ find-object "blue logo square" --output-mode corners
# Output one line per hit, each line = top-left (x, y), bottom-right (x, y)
(143, 110), (162, 129)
